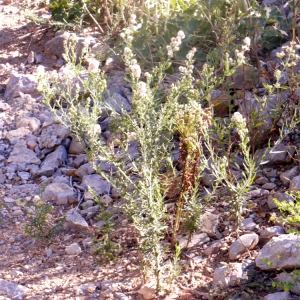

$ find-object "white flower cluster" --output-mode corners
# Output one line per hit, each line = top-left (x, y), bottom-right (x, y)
(166, 30), (185, 57)
(235, 37), (251, 64)
(275, 42), (300, 66)
(129, 64), (141, 79)
(136, 81), (147, 98)
(178, 47), (197, 76)
(231, 112), (245, 124)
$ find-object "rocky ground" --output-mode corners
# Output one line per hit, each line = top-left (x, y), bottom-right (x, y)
(1, 0), (300, 299)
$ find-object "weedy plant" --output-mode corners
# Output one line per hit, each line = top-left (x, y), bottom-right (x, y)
(37, 19), (295, 290)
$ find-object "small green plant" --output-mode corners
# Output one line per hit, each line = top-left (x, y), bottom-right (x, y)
(271, 191), (300, 234)
(260, 257), (274, 268)
(272, 269), (300, 293)
(23, 202), (63, 240)
(89, 188), (121, 263)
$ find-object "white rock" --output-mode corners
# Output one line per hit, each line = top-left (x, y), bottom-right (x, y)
(64, 210), (89, 231)
(6, 127), (31, 144)
(212, 263), (243, 287)
(137, 286), (156, 300)
(240, 217), (257, 231)
(229, 233), (259, 260)
(256, 234), (300, 270)
(0, 279), (30, 299)
(65, 243), (81, 255)
(81, 174), (110, 199)
(178, 233), (210, 248)
(263, 291), (291, 300)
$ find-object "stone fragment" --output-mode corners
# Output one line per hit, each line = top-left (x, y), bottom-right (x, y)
(0, 102), (10, 111)
(289, 175), (300, 192)
(76, 282), (96, 295)
(245, 188), (269, 200)
(229, 233), (259, 260)
(202, 212), (221, 238)
(0, 279), (29, 300)
(90, 42), (110, 59)
(263, 292), (291, 300)
(38, 123), (70, 149)
(212, 263), (244, 287)
(36, 145), (67, 176)
(267, 192), (294, 209)
(65, 243), (82, 255)
(105, 92), (132, 115)
(99, 195), (113, 205)
(45, 31), (91, 60)
(72, 154), (88, 168)
(261, 182), (276, 190)
(259, 226), (285, 241)
(7, 140), (41, 165)
(6, 127), (31, 144)
(16, 117), (41, 132)
(4, 72), (37, 98)
(42, 182), (76, 205)
(275, 272), (300, 294)
(203, 241), (222, 256)
(137, 286), (156, 300)
(27, 51), (35, 64)
(81, 174), (110, 199)
(64, 210), (89, 231)
(240, 217), (257, 231)
(255, 176), (269, 185)
(114, 292), (130, 300)
(178, 233), (210, 249)
(254, 145), (296, 166)
(280, 166), (299, 186)
(256, 234), (300, 270)
(75, 163), (95, 177)
(68, 135), (85, 154)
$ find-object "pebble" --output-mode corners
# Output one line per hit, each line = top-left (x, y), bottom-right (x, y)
(65, 243), (82, 255)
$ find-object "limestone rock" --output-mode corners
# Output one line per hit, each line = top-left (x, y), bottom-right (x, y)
(263, 292), (291, 300)
(75, 163), (95, 177)
(289, 175), (300, 192)
(267, 192), (294, 209)
(81, 174), (110, 200)
(280, 166), (299, 186)
(36, 145), (67, 176)
(178, 233), (210, 249)
(212, 263), (244, 287)
(68, 135), (85, 154)
(42, 182), (76, 205)
(38, 123), (70, 149)
(4, 72), (37, 98)
(256, 234), (300, 270)
(202, 212), (221, 238)
(65, 242), (82, 255)
(0, 279), (29, 300)
(16, 117), (41, 132)
(240, 217), (257, 231)
(137, 286), (156, 300)
(229, 233), (259, 260)
(7, 140), (41, 165)
(65, 209), (89, 231)
(6, 127), (31, 144)
(245, 188), (269, 200)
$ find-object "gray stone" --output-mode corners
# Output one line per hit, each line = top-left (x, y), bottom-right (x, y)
(256, 234), (300, 270)
(16, 117), (41, 132)
(17, 172), (31, 181)
(65, 242), (82, 255)
(245, 188), (269, 200)
(280, 166), (299, 186)
(42, 182), (76, 205)
(99, 195), (113, 205)
(72, 154), (88, 168)
(0, 279), (29, 300)
(289, 175), (300, 192)
(68, 135), (85, 154)
(27, 51), (35, 64)
(254, 145), (296, 166)
(177, 233), (210, 248)
(0, 174), (6, 184)
(7, 140), (41, 165)
(4, 72), (37, 98)
(90, 42), (110, 60)
(75, 163), (95, 177)
(105, 92), (131, 115)
(229, 233), (259, 260)
(202, 212), (221, 238)
(259, 226), (285, 241)
(38, 123), (70, 149)
(45, 31), (92, 60)
(212, 263), (244, 287)
(203, 240), (223, 256)
(64, 210), (89, 231)
(114, 292), (130, 300)
(81, 174), (110, 199)
(240, 217), (257, 231)
(37, 145), (67, 176)
(0, 102), (10, 111)
(275, 272), (300, 294)
(76, 282), (97, 295)
(263, 292), (291, 300)
(79, 205), (99, 220)
(255, 176), (269, 185)
(267, 192), (294, 209)
(261, 182), (276, 190)
(6, 127), (31, 144)
(264, 0), (289, 6)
